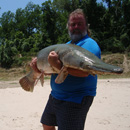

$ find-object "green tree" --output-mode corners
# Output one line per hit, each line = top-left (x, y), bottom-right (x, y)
(15, 8), (27, 37)
(21, 36), (35, 52)
(0, 11), (15, 40)
(53, 0), (81, 12)
(41, 0), (58, 46)
(0, 40), (18, 68)
(1, 0), (130, 68)
(13, 31), (25, 52)
(122, 0), (130, 42)
(24, 2), (42, 37)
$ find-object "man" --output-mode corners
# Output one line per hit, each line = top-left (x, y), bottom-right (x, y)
(30, 9), (101, 130)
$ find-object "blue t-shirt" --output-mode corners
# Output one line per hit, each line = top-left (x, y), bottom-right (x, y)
(50, 34), (101, 103)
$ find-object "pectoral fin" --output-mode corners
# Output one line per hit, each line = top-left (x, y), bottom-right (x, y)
(34, 72), (44, 87)
(39, 73), (44, 87)
(55, 66), (68, 84)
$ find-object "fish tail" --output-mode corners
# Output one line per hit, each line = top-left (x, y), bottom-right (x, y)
(19, 72), (35, 92)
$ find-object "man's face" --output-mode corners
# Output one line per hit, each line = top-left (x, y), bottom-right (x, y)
(68, 14), (87, 42)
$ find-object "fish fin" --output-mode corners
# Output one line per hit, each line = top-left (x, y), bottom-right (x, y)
(55, 66), (68, 84)
(39, 73), (44, 87)
(33, 72), (44, 87)
(19, 75), (35, 92)
(52, 66), (60, 73)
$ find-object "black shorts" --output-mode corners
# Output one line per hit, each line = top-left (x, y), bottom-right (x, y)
(41, 94), (94, 130)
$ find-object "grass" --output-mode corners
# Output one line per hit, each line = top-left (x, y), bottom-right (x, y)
(98, 72), (130, 79)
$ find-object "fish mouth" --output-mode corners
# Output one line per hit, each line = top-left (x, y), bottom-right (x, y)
(113, 68), (124, 74)
(65, 64), (123, 75)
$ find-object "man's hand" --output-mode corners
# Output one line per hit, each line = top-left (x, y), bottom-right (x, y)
(30, 57), (41, 78)
(48, 51), (62, 70)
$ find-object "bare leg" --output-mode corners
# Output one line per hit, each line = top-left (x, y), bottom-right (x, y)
(42, 124), (56, 130)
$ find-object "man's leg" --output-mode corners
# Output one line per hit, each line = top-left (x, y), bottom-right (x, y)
(55, 96), (94, 130)
(41, 95), (57, 129)
(42, 124), (56, 130)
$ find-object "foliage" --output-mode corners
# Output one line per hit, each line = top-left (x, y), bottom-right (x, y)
(0, 40), (18, 68)
(0, 0), (130, 68)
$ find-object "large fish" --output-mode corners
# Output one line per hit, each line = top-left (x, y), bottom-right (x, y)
(19, 44), (123, 92)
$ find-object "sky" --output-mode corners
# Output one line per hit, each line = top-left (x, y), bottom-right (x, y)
(0, 0), (46, 17)
(0, 0), (104, 17)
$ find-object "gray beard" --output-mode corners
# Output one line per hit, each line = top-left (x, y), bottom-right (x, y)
(69, 31), (87, 43)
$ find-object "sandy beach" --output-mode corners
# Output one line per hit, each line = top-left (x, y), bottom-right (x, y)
(0, 78), (130, 130)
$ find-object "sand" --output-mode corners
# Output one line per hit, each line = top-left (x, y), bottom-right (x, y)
(0, 78), (130, 130)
